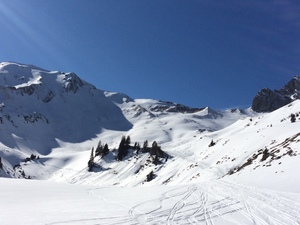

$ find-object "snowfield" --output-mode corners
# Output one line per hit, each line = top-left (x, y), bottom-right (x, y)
(0, 62), (300, 224)
(1, 178), (300, 225)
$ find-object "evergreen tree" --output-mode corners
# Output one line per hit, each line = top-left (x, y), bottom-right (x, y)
(150, 141), (165, 162)
(88, 147), (94, 171)
(120, 136), (126, 148)
(208, 140), (215, 147)
(261, 148), (269, 161)
(0, 157), (2, 170)
(150, 141), (158, 155)
(143, 140), (149, 152)
(152, 141), (158, 149)
(117, 136), (127, 160)
(291, 113), (296, 123)
(156, 146), (165, 158)
(125, 136), (131, 146)
(30, 154), (36, 160)
(153, 155), (159, 165)
(95, 140), (103, 157)
(103, 143), (109, 156)
(90, 147), (94, 160)
(146, 171), (154, 182)
(136, 143), (141, 155)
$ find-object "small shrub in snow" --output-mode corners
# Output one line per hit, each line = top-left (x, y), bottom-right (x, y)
(208, 140), (215, 147)
(290, 114), (296, 123)
(261, 148), (269, 161)
(146, 171), (154, 182)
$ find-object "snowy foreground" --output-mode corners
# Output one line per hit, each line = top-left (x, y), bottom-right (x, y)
(1, 178), (300, 225)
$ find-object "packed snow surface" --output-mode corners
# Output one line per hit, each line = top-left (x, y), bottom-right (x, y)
(1, 178), (300, 225)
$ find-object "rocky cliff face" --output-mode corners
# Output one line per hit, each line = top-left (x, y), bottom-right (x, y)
(252, 76), (300, 112)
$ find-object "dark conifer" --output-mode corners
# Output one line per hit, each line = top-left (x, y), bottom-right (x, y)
(103, 143), (109, 156)
(95, 140), (103, 157)
(291, 114), (296, 123)
(209, 140), (215, 147)
(88, 147), (94, 171)
(125, 136), (131, 146)
(136, 143), (141, 155)
(143, 140), (148, 152)
(261, 148), (269, 161)
(150, 141), (158, 155)
(117, 136), (128, 160)
(146, 171), (154, 182)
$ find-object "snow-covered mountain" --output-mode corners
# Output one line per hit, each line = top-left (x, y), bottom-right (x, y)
(0, 61), (131, 151)
(0, 61), (253, 181)
(1, 62), (300, 224)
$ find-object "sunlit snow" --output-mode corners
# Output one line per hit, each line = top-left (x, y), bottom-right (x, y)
(0, 62), (299, 224)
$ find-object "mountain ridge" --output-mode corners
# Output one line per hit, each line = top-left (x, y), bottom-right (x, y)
(251, 75), (300, 112)
(0, 62), (299, 195)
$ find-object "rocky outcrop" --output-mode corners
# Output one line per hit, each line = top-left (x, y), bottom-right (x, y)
(252, 76), (300, 112)
(62, 73), (84, 93)
(150, 101), (204, 113)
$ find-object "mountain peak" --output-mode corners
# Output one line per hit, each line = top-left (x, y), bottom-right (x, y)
(0, 62), (132, 153)
(251, 76), (300, 112)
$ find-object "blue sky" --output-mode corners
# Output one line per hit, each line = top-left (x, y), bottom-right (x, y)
(0, 0), (299, 109)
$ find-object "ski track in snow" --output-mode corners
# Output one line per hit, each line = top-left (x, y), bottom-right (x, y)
(46, 180), (300, 225)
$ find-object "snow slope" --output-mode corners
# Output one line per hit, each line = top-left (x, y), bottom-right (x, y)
(0, 62), (132, 154)
(43, 100), (300, 193)
(0, 62), (300, 224)
(1, 178), (300, 225)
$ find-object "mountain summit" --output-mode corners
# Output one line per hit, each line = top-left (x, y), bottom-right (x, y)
(252, 76), (300, 112)
(0, 62), (132, 154)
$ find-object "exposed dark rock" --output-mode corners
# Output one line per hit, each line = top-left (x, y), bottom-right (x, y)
(150, 101), (204, 113)
(252, 88), (291, 112)
(166, 104), (204, 113)
(279, 76), (300, 97)
(63, 73), (84, 93)
(43, 91), (55, 103)
(19, 85), (35, 95)
(252, 76), (300, 112)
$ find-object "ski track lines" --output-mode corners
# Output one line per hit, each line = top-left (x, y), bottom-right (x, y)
(215, 180), (300, 225)
(47, 181), (300, 225)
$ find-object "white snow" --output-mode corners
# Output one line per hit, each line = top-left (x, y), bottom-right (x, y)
(0, 62), (300, 224)
(1, 178), (300, 225)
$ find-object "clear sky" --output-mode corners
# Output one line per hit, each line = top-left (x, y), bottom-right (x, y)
(0, 0), (299, 109)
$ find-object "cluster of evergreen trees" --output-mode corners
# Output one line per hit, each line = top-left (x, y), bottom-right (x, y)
(117, 137), (166, 163)
(87, 136), (168, 172)
(290, 113), (298, 123)
(88, 140), (110, 172)
(23, 154), (39, 163)
(95, 141), (109, 158)
(117, 136), (131, 160)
